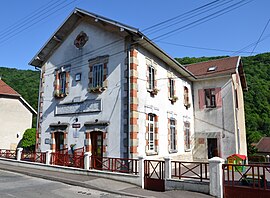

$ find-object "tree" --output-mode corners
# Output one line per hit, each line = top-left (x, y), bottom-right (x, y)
(19, 128), (36, 151)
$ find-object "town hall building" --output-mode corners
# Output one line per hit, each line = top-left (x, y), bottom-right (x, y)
(29, 8), (247, 161)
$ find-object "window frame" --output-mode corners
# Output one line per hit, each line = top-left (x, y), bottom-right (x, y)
(184, 86), (189, 106)
(184, 122), (191, 151)
(59, 72), (66, 95)
(170, 119), (177, 152)
(205, 88), (216, 108)
(169, 79), (175, 98)
(148, 65), (155, 90)
(148, 114), (155, 152)
(92, 63), (104, 88)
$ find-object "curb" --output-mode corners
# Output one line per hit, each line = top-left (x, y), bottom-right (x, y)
(0, 162), (149, 198)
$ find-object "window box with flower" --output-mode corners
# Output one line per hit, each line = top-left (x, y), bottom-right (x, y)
(169, 96), (178, 103)
(88, 86), (106, 93)
(148, 88), (159, 96)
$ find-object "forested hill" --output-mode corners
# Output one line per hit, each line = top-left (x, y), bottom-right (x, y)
(176, 52), (270, 152)
(0, 67), (39, 111)
(1, 52), (270, 150)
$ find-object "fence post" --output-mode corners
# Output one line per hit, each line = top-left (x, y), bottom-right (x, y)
(84, 152), (91, 170)
(138, 156), (145, 189)
(16, 148), (23, 161)
(209, 157), (225, 198)
(266, 155), (270, 163)
(164, 156), (171, 180)
(46, 150), (52, 165)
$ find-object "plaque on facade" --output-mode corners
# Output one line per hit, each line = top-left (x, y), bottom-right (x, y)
(55, 100), (101, 115)
(45, 138), (50, 144)
(72, 123), (81, 128)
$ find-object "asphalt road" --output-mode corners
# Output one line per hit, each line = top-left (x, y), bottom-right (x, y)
(0, 169), (130, 198)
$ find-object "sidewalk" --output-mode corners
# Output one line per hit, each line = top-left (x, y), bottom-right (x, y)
(0, 161), (212, 198)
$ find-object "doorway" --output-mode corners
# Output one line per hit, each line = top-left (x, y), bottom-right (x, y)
(55, 132), (64, 152)
(207, 138), (218, 159)
(91, 131), (103, 168)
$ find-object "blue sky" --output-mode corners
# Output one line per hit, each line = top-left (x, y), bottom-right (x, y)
(0, 0), (269, 70)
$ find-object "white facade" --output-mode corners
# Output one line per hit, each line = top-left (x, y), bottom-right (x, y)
(30, 8), (247, 161)
(0, 96), (34, 149)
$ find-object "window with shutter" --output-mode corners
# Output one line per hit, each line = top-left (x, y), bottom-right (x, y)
(198, 88), (222, 109)
(88, 55), (109, 93)
(54, 69), (69, 98)
(184, 122), (191, 150)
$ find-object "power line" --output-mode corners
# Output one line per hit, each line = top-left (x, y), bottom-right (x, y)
(0, 0), (80, 46)
(145, 0), (233, 36)
(156, 41), (258, 54)
(250, 18), (270, 55)
(152, 0), (252, 41)
(143, 0), (223, 33)
(0, 0), (63, 38)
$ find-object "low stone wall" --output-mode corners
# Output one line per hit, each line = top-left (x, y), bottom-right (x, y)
(165, 179), (209, 194)
(0, 157), (140, 186)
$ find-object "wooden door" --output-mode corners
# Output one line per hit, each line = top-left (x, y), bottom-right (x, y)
(91, 132), (103, 168)
(207, 138), (218, 159)
(55, 132), (64, 152)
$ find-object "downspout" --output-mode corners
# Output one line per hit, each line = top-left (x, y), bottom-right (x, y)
(35, 66), (42, 152)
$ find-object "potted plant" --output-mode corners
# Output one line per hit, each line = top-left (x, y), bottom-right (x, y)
(184, 103), (191, 109)
(89, 86), (106, 93)
(54, 90), (66, 98)
(149, 88), (159, 96)
(169, 96), (178, 103)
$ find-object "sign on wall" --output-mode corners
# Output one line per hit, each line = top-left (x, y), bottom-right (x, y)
(55, 99), (101, 115)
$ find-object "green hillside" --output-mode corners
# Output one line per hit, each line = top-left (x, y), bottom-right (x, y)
(176, 52), (270, 153)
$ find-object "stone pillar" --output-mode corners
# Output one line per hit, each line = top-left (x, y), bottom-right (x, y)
(266, 155), (270, 163)
(16, 148), (23, 161)
(209, 157), (225, 198)
(46, 150), (52, 165)
(164, 156), (172, 180)
(84, 152), (91, 170)
(138, 156), (145, 189)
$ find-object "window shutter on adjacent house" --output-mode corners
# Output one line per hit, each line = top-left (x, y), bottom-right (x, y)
(198, 89), (205, 109)
(215, 87), (222, 108)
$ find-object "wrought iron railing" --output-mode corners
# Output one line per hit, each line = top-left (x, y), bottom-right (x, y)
(90, 156), (139, 175)
(171, 161), (209, 181)
(0, 149), (16, 159)
(223, 163), (270, 190)
(51, 147), (84, 168)
(21, 151), (46, 164)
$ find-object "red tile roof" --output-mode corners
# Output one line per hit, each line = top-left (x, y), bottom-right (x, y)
(0, 79), (20, 96)
(184, 56), (239, 78)
(256, 137), (270, 153)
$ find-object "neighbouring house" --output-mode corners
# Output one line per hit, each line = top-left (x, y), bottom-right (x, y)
(185, 57), (248, 160)
(0, 79), (36, 149)
(255, 137), (270, 156)
(29, 8), (247, 161)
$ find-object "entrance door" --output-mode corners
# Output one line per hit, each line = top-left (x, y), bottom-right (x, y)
(55, 132), (64, 152)
(91, 131), (103, 168)
(207, 138), (218, 159)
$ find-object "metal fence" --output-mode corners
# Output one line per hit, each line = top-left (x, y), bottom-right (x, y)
(0, 149), (16, 159)
(171, 161), (209, 181)
(90, 156), (139, 175)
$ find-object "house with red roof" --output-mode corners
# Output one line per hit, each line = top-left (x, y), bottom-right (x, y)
(0, 79), (36, 149)
(255, 137), (270, 156)
(185, 56), (248, 160)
